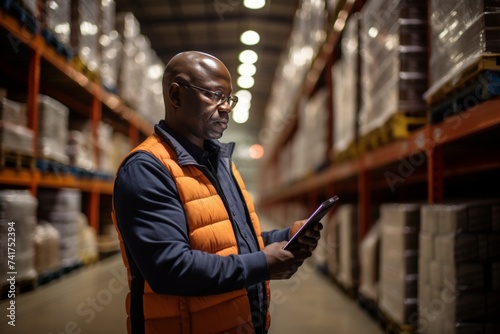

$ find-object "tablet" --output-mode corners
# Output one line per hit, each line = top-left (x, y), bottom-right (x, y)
(283, 196), (340, 251)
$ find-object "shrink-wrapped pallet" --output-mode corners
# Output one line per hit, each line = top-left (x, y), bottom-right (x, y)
(427, 0), (500, 92)
(0, 121), (34, 156)
(33, 222), (61, 275)
(37, 189), (82, 268)
(100, 0), (120, 92)
(78, 213), (98, 265)
(70, 0), (100, 72)
(359, 0), (428, 137)
(0, 190), (38, 282)
(115, 13), (150, 111)
(67, 129), (94, 170)
(333, 13), (360, 156)
(0, 97), (27, 126)
(359, 221), (380, 302)
(418, 200), (500, 334)
(40, 0), (71, 47)
(38, 95), (69, 164)
(379, 203), (420, 325)
(297, 89), (328, 176)
(335, 204), (359, 290)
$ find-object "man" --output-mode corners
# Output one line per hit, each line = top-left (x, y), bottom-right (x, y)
(112, 51), (322, 334)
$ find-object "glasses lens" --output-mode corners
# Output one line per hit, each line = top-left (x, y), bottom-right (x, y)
(229, 96), (238, 108)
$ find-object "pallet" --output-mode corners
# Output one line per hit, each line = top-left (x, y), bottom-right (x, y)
(36, 158), (71, 174)
(425, 54), (500, 106)
(0, 149), (34, 169)
(41, 28), (73, 61)
(429, 70), (500, 123)
(72, 57), (100, 83)
(333, 140), (359, 163)
(0, 0), (38, 34)
(358, 113), (427, 153)
(378, 308), (417, 334)
(1, 276), (37, 300)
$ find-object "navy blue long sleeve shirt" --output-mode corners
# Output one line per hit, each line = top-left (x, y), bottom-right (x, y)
(113, 121), (290, 332)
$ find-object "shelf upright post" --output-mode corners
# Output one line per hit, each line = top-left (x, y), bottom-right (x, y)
(27, 48), (41, 196)
(426, 128), (444, 204)
(128, 123), (139, 147)
(358, 163), (371, 241)
(88, 95), (102, 231)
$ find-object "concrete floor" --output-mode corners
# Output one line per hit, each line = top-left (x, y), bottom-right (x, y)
(0, 218), (383, 334)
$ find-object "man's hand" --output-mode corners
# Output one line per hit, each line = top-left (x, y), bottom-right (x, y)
(290, 220), (323, 252)
(262, 242), (304, 280)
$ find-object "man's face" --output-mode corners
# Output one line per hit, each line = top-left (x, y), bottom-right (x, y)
(181, 81), (231, 141)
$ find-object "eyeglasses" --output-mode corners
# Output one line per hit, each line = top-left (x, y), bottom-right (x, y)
(176, 82), (238, 109)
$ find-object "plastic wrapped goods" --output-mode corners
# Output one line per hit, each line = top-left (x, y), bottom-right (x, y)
(335, 205), (359, 290)
(359, 0), (428, 137)
(41, 0), (71, 47)
(0, 190), (38, 282)
(37, 95), (69, 164)
(70, 0), (100, 72)
(427, 0), (500, 92)
(333, 14), (360, 155)
(33, 222), (61, 275)
(0, 97), (27, 126)
(37, 189), (82, 268)
(0, 121), (34, 156)
(100, 0), (120, 91)
(359, 221), (380, 302)
(379, 203), (420, 325)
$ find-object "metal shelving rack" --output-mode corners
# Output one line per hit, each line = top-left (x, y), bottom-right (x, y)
(258, 0), (500, 240)
(0, 10), (153, 231)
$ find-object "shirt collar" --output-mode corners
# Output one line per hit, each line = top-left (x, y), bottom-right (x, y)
(158, 120), (220, 169)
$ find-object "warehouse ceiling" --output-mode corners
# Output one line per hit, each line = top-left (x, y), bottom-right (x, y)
(114, 0), (300, 143)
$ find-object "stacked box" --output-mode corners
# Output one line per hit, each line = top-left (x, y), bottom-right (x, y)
(100, 0), (121, 92)
(33, 222), (61, 275)
(37, 189), (82, 269)
(296, 89), (328, 176)
(67, 129), (94, 170)
(359, 221), (380, 302)
(379, 203), (420, 325)
(70, 0), (100, 72)
(335, 204), (359, 290)
(0, 95), (33, 156)
(427, 0), (500, 91)
(41, 0), (71, 47)
(326, 212), (340, 279)
(333, 13), (359, 155)
(115, 12), (143, 110)
(38, 95), (69, 164)
(0, 190), (38, 282)
(0, 97), (27, 126)
(419, 201), (500, 334)
(359, 0), (428, 137)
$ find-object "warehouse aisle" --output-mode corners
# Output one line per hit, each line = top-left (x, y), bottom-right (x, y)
(0, 218), (383, 334)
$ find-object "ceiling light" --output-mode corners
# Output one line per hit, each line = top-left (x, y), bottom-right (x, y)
(243, 0), (265, 9)
(248, 144), (264, 159)
(235, 90), (252, 103)
(237, 76), (255, 89)
(238, 63), (257, 76)
(239, 50), (258, 64)
(240, 30), (260, 45)
(232, 105), (250, 124)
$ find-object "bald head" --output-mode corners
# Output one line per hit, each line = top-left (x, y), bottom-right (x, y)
(163, 51), (231, 89)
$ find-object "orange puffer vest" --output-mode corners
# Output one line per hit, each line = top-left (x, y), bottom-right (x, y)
(112, 134), (271, 334)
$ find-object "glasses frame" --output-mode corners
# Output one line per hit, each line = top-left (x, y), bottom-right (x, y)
(176, 82), (238, 109)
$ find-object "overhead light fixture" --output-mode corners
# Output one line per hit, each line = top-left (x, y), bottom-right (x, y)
(239, 50), (258, 64)
(238, 63), (257, 77)
(232, 103), (250, 124)
(243, 0), (265, 9)
(240, 30), (260, 45)
(235, 90), (252, 103)
(237, 76), (255, 89)
(248, 144), (264, 159)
